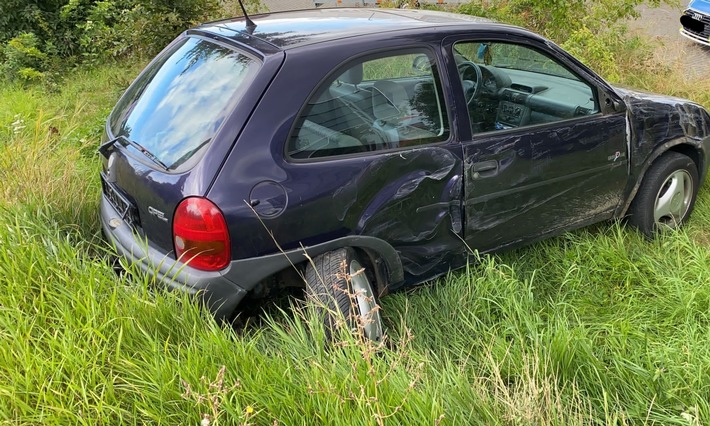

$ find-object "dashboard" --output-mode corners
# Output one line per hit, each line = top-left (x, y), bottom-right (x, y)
(465, 64), (599, 131)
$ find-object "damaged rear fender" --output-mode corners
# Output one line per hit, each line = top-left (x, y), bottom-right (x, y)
(235, 235), (405, 293)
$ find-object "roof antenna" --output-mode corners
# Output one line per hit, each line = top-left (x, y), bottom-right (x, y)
(238, 0), (257, 33)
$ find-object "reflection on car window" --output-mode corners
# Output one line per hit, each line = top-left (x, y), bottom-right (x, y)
(288, 51), (449, 160)
(110, 37), (259, 169)
(454, 41), (599, 135)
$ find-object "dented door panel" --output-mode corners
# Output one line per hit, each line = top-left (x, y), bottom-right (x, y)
(292, 147), (465, 283)
(463, 114), (628, 252)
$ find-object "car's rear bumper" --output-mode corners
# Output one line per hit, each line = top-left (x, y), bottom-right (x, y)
(102, 193), (406, 320)
(100, 195), (247, 321)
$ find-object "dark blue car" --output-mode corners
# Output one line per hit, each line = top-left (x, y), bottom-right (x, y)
(100, 8), (710, 341)
(681, 0), (710, 46)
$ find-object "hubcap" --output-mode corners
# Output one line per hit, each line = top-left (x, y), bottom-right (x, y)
(653, 170), (693, 227)
(349, 259), (383, 342)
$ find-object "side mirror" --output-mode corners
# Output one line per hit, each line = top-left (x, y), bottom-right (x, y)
(605, 96), (625, 112)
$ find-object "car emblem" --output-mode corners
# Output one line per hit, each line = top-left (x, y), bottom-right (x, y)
(693, 12), (703, 21)
(148, 206), (168, 222)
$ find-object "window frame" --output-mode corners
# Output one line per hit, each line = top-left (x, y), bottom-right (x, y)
(109, 34), (262, 173)
(448, 36), (610, 139)
(285, 46), (454, 163)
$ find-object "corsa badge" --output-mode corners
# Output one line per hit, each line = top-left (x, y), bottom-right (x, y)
(148, 206), (168, 222)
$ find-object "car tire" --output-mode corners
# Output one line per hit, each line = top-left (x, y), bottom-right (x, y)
(628, 152), (699, 238)
(305, 248), (383, 342)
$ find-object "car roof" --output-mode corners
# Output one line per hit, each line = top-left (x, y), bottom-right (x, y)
(198, 8), (494, 50)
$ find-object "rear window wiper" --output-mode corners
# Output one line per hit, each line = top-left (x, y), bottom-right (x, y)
(98, 135), (170, 171)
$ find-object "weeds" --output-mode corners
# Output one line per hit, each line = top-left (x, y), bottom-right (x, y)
(1, 19), (710, 426)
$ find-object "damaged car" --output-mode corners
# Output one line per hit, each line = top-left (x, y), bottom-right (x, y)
(100, 8), (710, 341)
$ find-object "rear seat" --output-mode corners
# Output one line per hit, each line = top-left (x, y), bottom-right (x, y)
(329, 63), (373, 116)
(297, 120), (362, 151)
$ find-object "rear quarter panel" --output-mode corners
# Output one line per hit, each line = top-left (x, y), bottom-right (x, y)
(208, 31), (470, 282)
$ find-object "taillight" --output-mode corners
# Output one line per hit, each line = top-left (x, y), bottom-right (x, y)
(173, 197), (230, 271)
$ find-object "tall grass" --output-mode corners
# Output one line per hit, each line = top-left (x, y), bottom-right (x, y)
(0, 37), (709, 424)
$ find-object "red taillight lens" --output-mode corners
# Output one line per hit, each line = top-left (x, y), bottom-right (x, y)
(173, 197), (230, 271)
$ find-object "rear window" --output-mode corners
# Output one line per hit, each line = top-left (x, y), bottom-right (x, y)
(109, 37), (260, 170)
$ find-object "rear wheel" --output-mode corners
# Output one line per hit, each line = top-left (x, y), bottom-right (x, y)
(628, 152), (699, 237)
(305, 248), (383, 342)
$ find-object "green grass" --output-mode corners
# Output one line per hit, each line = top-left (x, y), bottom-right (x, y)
(1, 45), (710, 425)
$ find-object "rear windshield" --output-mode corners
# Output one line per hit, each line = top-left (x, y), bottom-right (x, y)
(109, 37), (259, 170)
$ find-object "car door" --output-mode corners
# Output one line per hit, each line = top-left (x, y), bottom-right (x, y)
(448, 39), (629, 252)
(215, 47), (468, 284)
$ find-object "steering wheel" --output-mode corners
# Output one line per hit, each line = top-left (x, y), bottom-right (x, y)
(457, 61), (483, 106)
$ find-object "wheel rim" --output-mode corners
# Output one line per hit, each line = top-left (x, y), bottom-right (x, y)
(653, 169), (693, 227)
(349, 259), (383, 342)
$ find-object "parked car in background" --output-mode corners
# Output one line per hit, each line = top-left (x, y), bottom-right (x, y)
(680, 0), (710, 46)
(100, 8), (710, 342)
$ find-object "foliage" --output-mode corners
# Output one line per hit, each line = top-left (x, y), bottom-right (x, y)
(456, 0), (672, 82)
(1, 34), (710, 422)
(0, 0), (65, 45)
(0, 0), (264, 82)
(0, 0), (709, 423)
(114, 0), (264, 57)
(561, 26), (622, 82)
(1, 33), (51, 84)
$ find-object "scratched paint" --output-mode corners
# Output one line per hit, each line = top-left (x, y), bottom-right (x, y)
(616, 87), (710, 172)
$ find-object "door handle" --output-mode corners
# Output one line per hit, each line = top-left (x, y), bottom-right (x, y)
(471, 160), (498, 178)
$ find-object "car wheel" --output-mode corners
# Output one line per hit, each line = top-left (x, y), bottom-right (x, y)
(628, 152), (699, 237)
(305, 248), (383, 342)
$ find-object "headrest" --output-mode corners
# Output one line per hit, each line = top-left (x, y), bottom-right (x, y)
(372, 80), (410, 120)
(338, 63), (363, 85)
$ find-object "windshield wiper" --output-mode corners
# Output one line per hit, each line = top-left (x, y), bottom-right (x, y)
(98, 135), (169, 171)
(169, 138), (211, 169)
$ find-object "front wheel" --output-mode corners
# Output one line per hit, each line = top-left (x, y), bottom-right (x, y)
(628, 152), (699, 238)
(305, 248), (383, 342)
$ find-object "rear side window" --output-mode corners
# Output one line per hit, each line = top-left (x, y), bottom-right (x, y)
(288, 51), (450, 160)
(109, 37), (259, 170)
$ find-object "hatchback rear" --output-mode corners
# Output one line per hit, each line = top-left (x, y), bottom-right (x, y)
(100, 33), (277, 319)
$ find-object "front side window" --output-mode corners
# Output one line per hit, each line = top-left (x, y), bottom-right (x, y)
(288, 51), (450, 160)
(453, 41), (599, 134)
(110, 37), (260, 170)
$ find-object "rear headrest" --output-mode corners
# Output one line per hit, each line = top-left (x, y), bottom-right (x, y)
(372, 80), (410, 120)
(338, 63), (363, 85)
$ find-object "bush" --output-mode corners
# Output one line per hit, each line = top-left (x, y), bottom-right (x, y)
(1, 33), (50, 83)
(457, 0), (672, 82)
(561, 26), (621, 82)
(0, 0), (257, 79)
(121, 0), (221, 56)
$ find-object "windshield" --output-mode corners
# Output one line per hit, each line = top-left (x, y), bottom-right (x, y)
(109, 37), (260, 170)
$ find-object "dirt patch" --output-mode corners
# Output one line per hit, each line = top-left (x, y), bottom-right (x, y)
(628, 3), (710, 79)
